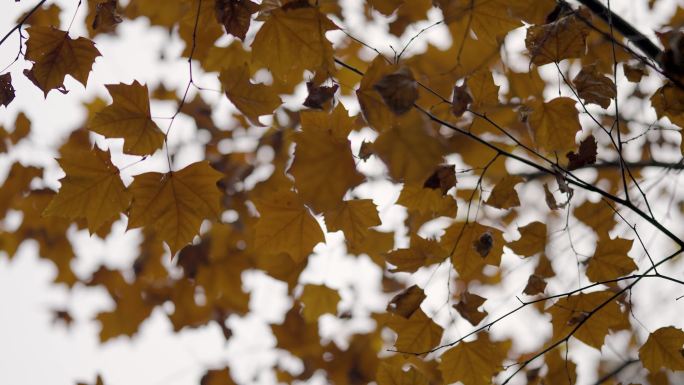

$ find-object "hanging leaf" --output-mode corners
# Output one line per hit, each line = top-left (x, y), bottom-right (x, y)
(299, 284), (341, 322)
(127, 161), (224, 255)
(485, 175), (523, 209)
(219, 64), (282, 126)
(214, 0), (259, 40)
(303, 81), (338, 109)
(0, 73), (15, 108)
(88, 81), (165, 156)
(387, 285), (426, 319)
(639, 326), (684, 372)
(585, 237), (637, 282)
(525, 12), (589, 66)
(43, 146), (130, 234)
(454, 291), (488, 326)
(573, 65), (616, 109)
(24, 26), (100, 95)
(438, 333), (509, 385)
(566, 134), (598, 171)
(373, 67), (419, 115)
(528, 97), (581, 153)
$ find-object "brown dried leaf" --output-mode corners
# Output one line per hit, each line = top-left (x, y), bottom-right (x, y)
(0, 73), (15, 108)
(451, 83), (472, 117)
(373, 67), (418, 115)
(303, 81), (338, 109)
(573, 65), (616, 109)
(387, 285), (426, 319)
(215, 0), (259, 41)
(523, 274), (547, 295)
(454, 291), (488, 326)
(566, 134), (597, 171)
(423, 164), (456, 195)
(92, 0), (122, 32)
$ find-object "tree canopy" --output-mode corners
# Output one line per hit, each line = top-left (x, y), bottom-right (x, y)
(2, 0), (684, 384)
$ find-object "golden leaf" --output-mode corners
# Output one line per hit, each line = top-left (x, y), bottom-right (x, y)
(485, 175), (523, 209)
(219, 64), (282, 126)
(528, 97), (581, 153)
(438, 333), (509, 385)
(24, 26), (100, 95)
(573, 65), (616, 109)
(639, 326), (684, 372)
(525, 13), (589, 66)
(387, 285), (426, 319)
(386, 235), (446, 273)
(442, 222), (504, 281)
(88, 81), (165, 156)
(128, 161), (224, 255)
(454, 291), (488, 326)
(323, 199), (381, 251)
(251, 3), (337, 84)
(288, 105), (364, 212)
(299, 284), (341, 322)
(549, 291), (627, 350)
(252, 189), (325, 262)
(586, 237), (637, 282)
(389, 309), (444, 353)
(43, 146), (130, 233)
(508, 221), (547, 257)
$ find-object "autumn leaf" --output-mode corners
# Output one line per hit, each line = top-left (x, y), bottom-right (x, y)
(323, 199), (381, 251)
(434, 0), (521, 44)
(397, 183), (457, 216)
(523, 274), (547, 295)
(543, 348), (578, 384)
(454, 291), (488, 326)
(357, 56), (401, 131)
(43, 146), (130, 234)
(127, 161), (224, 255)
(219, 64), (282, 126)
(423, 164), (456, 195)
(24, 26), (100, 95)
(442, 222), (504, 281)
(88, 81), (166, 156)
(385, 235), (446, 273)
(586, 237), (637, 282)
(251, 3), (337, 84)
(387, 285), (425, 319)
(92, 0), (123, 33)
(373, 67), (419, 115)
(485, 175), (523, 209)
(376, 360), (429, 385)
(389, 309), (444, 353)
(451, 83), (472, 117)
(525, 12), (590, 66)
(252, 189), (325, 263)
(639, 326), (684, 372)
(373, 110), (445, 183)
(508, 221), (547, 257)
(566, 134), (598, 171)
(303, 81), (338, 109)
(288, 104), (364, 212)
(528, 97), (581, 152)
(573, 64), (616, 109)
(549, 291), (627, 350)
(0, 73), (15, 108)
(438, 333), (509, 385)
(467, 70), (500, 109)
(214, 0), (259, 41)
(299, 284), (341, 322)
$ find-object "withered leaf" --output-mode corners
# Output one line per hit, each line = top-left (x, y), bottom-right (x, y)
(473, 230), (494, 258)
(454, 291), (488, 326)
(373, 67), (418, 115)
(451, 83), (472, 117)
(523, 274), (547, 295)
(566, 134), (597, 171)
(303, 81), (338, 109)
(573, 65), (616, 109)
(0, 73), (15, 108)
(387, 285), (426, 319)
(423, 164), (456, 195)
(215, 0), (259, 41)
(92, 0), (122, 32)
(525, 12), (589, 66)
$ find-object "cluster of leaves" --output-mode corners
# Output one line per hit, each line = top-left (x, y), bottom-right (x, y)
(2, 0), (684, 384)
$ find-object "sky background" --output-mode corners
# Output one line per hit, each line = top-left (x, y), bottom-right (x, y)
(1, 1), (684, 385)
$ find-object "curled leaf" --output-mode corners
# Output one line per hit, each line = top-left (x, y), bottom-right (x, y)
(0, 73), (15, 108)
(451, 83), (472, 117)
(373, 67), (418, 115)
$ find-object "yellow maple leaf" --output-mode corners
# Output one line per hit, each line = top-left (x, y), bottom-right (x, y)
(388, 309), (444, 353)
(88, 81), (165, 156)
(288, 105), (364, 212)
(385, 235), (446, 273)
(525, 12), (590, 66)
(323, 199), (381, 250)
(43, 146), (131, 233)
(528, 97), (581, 153)
(484, 175), (523, 209)
(178, 0), (222, 60)
(252, 189), (325, 262)
(397, 183), (457, 216)
(639, 326), (684, 373)
(373, 110), (445, 183)
(299, 284), (341, 323)
(434, 0), (521, 44)
(24, 26), (100, 95)
(438, 333), (509, 385)
(376, 360), (429, 385)
(251, 3), (337, 84)
(549, 291), (627, 350)
(544, 348), (578, 384)
(219, 64), (282, 126)
(507, 221), (547, 257)
(586, 237), (637, 282)
(441, 222), (504, 281)
(127, 161), (224, 255)
(357, 56), (399, 131)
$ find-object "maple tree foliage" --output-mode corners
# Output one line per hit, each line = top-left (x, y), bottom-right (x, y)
(4, 0), (684, 384)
